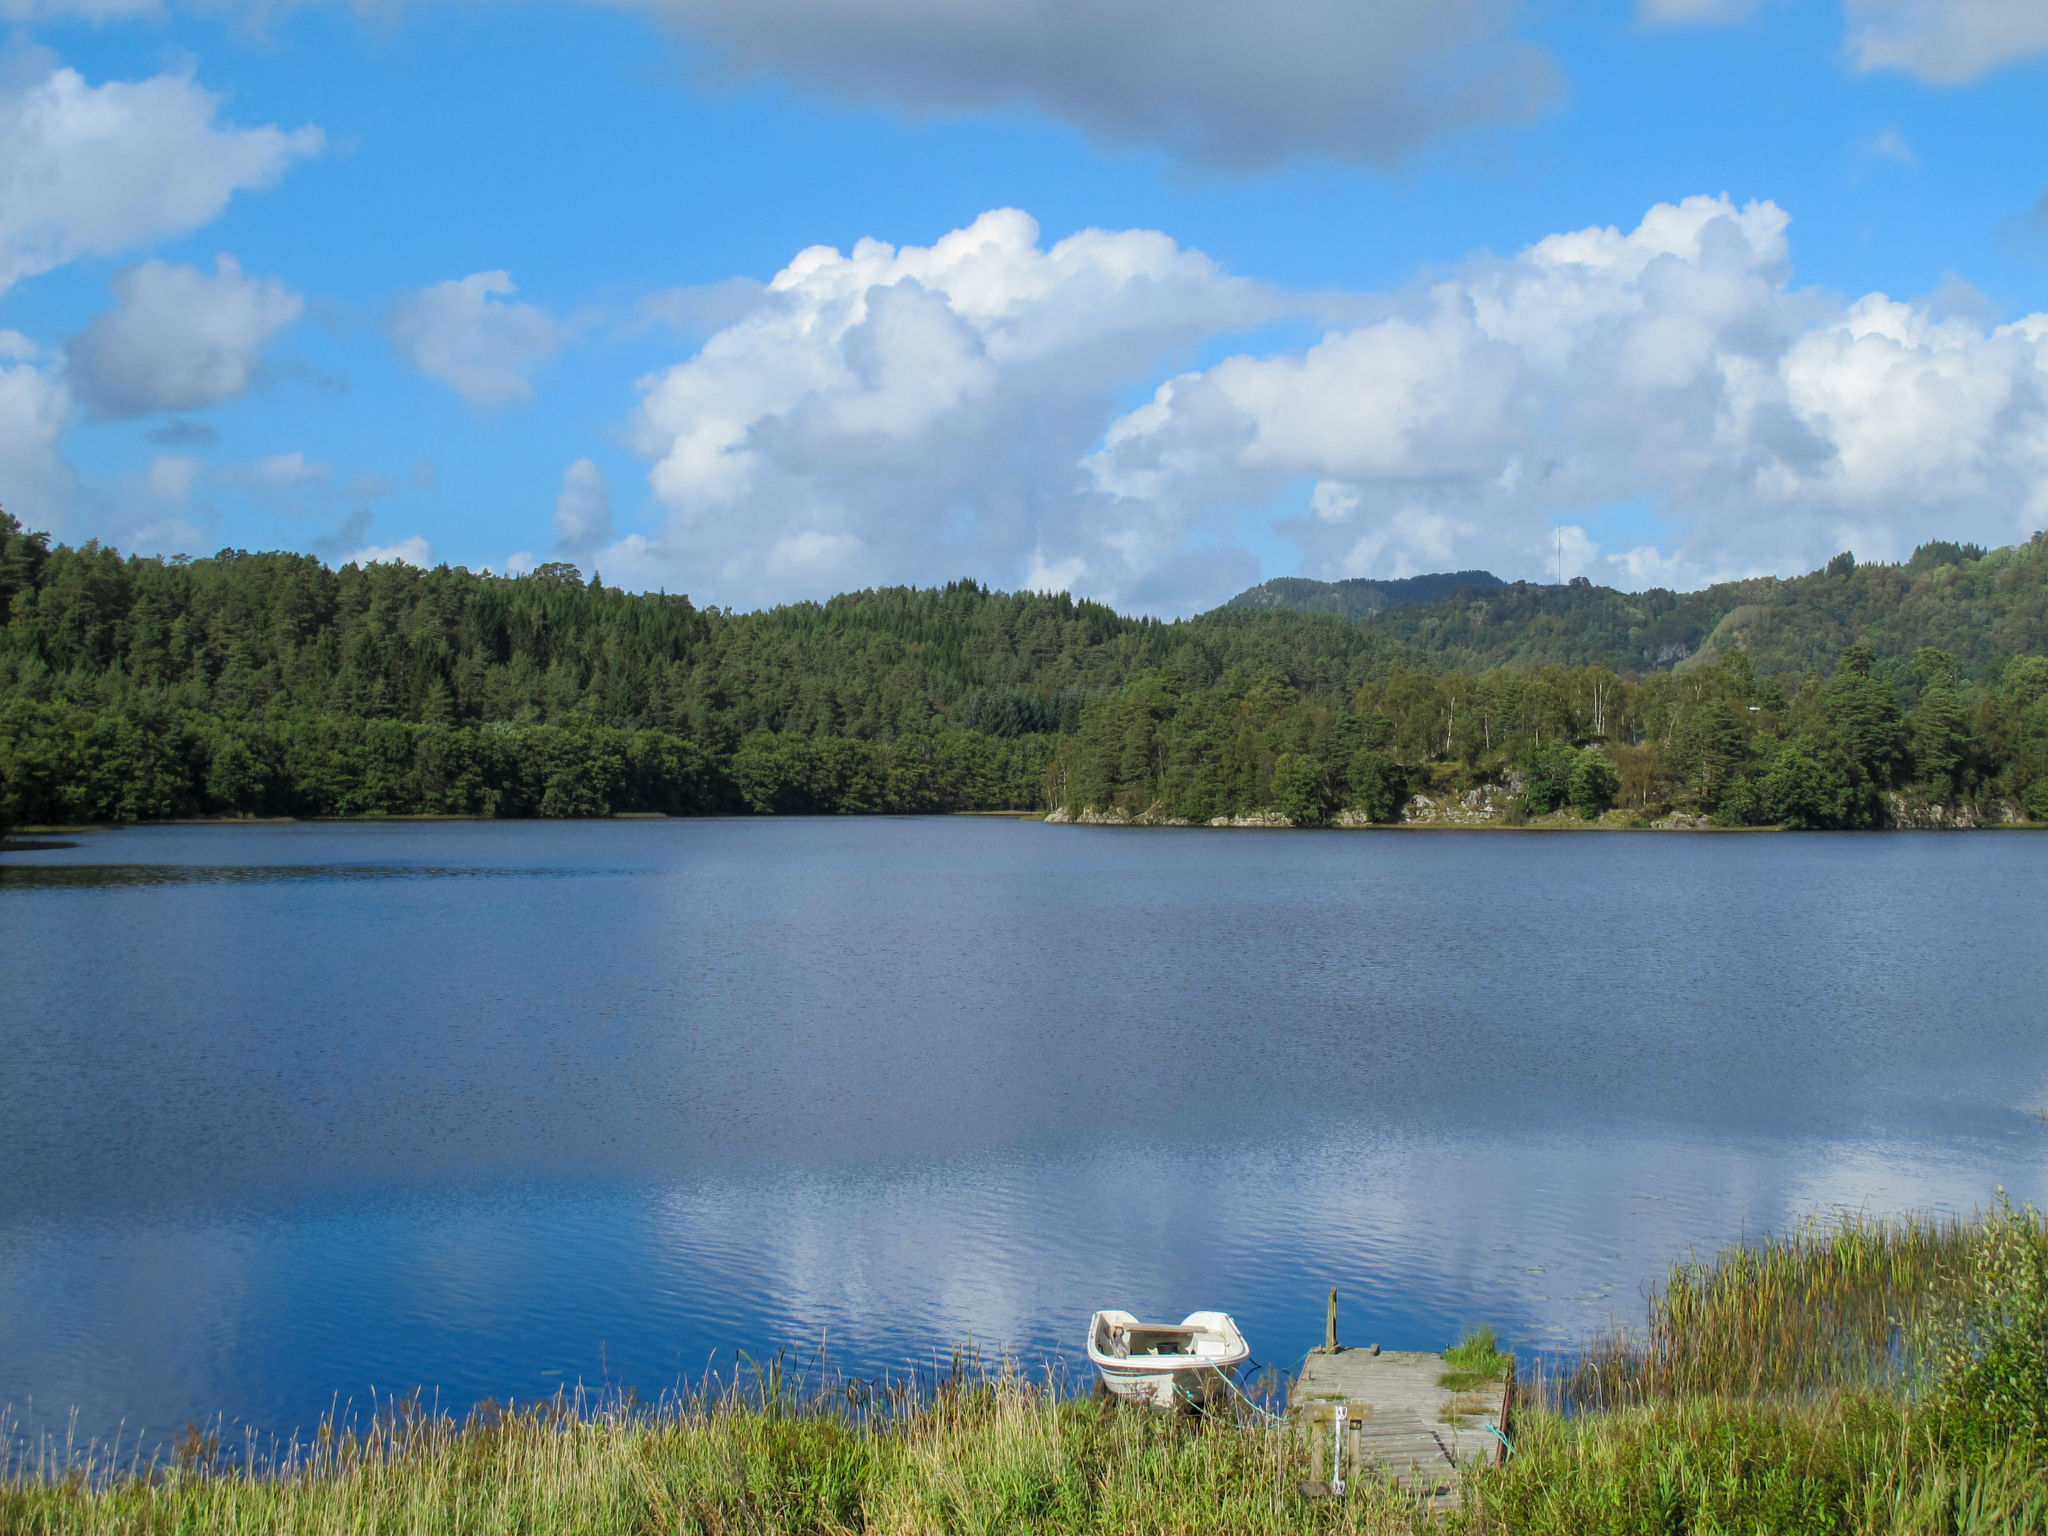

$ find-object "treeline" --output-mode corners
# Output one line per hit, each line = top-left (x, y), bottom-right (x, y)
(0, 511), (1394, 826)
(5, 509), (2048, 831)
(1051, 646), (2048, 828)
(0, 702), (1057, 824)
(0, 513), (1400, 745)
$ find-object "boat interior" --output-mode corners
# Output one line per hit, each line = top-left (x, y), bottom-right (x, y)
(1094, 1315), (1230, 1361)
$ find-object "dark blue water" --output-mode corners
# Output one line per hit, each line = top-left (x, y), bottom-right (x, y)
(3, 819), (2046, 1452)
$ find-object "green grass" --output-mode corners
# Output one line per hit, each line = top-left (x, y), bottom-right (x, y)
(6, 1201), (2047, 1534)
(1439, 1327), (1511, 1393)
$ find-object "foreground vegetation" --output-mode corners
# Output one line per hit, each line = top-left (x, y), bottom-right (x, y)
(4, 509), (2048, 830)
(6, 1201), (2045, 1534)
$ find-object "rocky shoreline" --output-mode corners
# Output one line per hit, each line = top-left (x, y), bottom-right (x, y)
(1042, 789), (2035, 831)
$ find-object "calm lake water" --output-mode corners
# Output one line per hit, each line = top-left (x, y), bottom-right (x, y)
(3, 818), (2047, 1452)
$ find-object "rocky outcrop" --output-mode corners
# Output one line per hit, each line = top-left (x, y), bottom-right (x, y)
(1043, 804), (1203, 827)
(1879, 795), (2029, 829)
(1045, 804), (1300, 827)
(1398, 788), (1507, 826)
(1650, 811), (1710, 830)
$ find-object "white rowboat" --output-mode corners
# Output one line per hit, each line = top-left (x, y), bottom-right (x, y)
(1086, 1309), (1250, 1409)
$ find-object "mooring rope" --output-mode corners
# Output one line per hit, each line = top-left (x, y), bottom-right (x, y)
(1212, 1368), (1284, 1425)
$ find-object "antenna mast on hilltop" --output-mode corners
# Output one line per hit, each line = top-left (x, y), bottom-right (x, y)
(1556, 527), (1562, 586)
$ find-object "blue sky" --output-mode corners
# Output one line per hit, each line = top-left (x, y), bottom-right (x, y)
(2, 0), (2045, 613)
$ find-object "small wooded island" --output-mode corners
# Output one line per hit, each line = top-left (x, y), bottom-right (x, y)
(3, 509), (2046, 837)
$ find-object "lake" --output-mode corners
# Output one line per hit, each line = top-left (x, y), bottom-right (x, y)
(3, 818), (2045, 1453)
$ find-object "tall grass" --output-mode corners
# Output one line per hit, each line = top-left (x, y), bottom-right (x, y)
(1535, 1200), (2045, 1411)
(1465, 1394), (2048, 1535)
(6, 1200), (2047, 1535)
(0, 1364), (1427, 1536)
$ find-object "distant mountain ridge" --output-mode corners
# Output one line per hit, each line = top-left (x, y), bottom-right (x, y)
(1224, 570), (1507, 619)
(1213, 538), (2048, 677)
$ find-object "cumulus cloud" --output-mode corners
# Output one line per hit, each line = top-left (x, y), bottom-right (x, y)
(1847, 0), (2048, 82)
(1089, 195), (2048, 590)
(552, 457), (612, 552)
(646, 0), (1554, 167)
(0, 48), (322, 297)
(390, 271), (560, 407)
(624, 200), (2048, 611)
(629, 207), (1281, 608)
(67, 256), (302, 419)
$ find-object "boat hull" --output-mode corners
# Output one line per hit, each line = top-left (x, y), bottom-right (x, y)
(1094, 1362), (1232, 1409)
(1086, 1309), (1249, 1411)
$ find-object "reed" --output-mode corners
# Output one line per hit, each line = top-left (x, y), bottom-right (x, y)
(1534, 1198), (2046, 1412)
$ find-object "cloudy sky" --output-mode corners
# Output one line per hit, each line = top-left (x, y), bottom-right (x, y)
(1, 0), (2045, 612)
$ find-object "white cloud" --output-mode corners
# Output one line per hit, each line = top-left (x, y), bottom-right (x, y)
(552, 457), (611, 551)
(348, 534), (434, 567)
(0, 48), (322, 297)
(246, 449), (328, 486)
(629, 207), (1281, 609)
(389, 271), (560, 406)
(0, 331), (80, 531)
(1088, 195), (2048, 591)
(1847, 0), (2048, 82)
(67, 255), (303, 418)
(645, 0), (1553, 167)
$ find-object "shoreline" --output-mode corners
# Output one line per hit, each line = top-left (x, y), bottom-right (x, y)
(8, 810), (2044, 840)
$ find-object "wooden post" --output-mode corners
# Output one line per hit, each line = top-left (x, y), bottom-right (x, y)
(1324, 1288), (1340, 1354)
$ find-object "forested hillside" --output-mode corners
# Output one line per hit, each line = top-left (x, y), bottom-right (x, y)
(1223, 538), (2048, 676)
(3, 509), (2046, 832)
(0, 511), (1402, 826)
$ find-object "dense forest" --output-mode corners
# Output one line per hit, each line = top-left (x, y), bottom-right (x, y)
(1051, 646), (2048, 829)
(2, 509), (2046, 833)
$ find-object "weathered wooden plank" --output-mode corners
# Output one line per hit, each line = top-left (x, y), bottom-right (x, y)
(1286, 1346), (1510, 1509)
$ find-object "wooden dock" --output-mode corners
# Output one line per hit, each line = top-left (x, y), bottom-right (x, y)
(1287, 1346), (1511, 1509)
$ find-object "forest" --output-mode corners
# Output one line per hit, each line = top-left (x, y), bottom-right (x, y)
(3, 508), (2046, 832)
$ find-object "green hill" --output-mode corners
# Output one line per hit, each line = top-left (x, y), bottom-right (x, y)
(1217, 538), (2048, 678)
(1223, 569), (1505, 619)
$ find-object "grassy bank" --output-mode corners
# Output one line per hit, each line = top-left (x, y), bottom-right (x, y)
(6, 1201), (2046, 1535)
